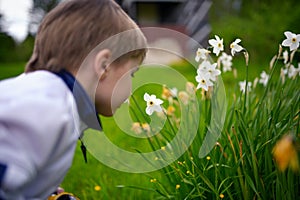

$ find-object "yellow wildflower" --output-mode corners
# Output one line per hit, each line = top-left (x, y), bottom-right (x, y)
(131, 122), (142, 134)
(175, 184), (180, 190)
(167, 105), (176, 115)
(141, 123), (150, 133)
(162, 85), (172, 99)
(150, 178), (157, 183)
(219, 193), (224, 199)
(94, 185), (101, 191)
(273, 134), (299, 172)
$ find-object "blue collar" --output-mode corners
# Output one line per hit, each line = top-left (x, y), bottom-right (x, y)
(55, 70), (102, 131)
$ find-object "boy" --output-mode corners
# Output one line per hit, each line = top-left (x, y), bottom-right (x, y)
(0, 0), (147, 199)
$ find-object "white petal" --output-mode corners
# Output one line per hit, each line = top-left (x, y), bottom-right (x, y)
(212, 63), (218, 69)
(195, 74), (202, 83)
(208, 39), (217, 46)
(154, 98), (164, 105)
(284, 31), (293, 39)
(207, 79), (214, 86)
(231, 49), (235, 56)
(234, 45), (243, 52)
(290, 42), (299, 51)
(144, 93), (150, 101)
(153, 105), (163, 113)
(146, 107), (153, 115)
(201, 83), (208, 91)
(235, 38), (241, 44)
(195, 55), (200, 62)
(213, 48), (220, 56)
(150, 95), (157, 101)
(282, 39), (291, 47)
(214, 69), (221, 76)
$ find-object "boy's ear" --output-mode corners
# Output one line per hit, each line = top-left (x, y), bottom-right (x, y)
(93, 49), (111, 78)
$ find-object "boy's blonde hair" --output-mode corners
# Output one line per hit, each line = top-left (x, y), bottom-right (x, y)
(25, 0), (147, 73)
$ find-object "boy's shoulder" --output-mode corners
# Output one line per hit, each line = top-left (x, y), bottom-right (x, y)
(0, 70), (80, 133)
(0, 70), (76, 117)
(0, 70), (69, 98)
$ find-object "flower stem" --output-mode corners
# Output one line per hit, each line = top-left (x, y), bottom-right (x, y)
(243, 65), (248, 114)
(131, 95), (148, 122)
(163, 109), (177, 136)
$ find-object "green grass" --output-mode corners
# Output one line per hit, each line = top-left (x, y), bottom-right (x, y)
(0, 63), (25, 80)
(61, 141), (162, 200)
(1, 53), (298, 199)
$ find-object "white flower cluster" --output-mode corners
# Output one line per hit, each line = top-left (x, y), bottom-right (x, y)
(281, 31), (300, 79)
(195, 35), (245, 91)
(239, 30), (300, 93)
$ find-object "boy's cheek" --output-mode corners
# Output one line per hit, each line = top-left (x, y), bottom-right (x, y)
(111, 80), (132, 113)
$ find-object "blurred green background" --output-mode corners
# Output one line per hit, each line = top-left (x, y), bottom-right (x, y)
(1, 0), (299, 78)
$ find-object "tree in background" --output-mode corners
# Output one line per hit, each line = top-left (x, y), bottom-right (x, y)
(29, 0), (60, 35)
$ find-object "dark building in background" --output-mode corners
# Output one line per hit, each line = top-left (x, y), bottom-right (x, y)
(116, 0), (211, 47)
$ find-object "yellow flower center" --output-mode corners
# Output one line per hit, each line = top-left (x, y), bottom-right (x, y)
(149, 101), (154, 106)
(230, 43), (234, 48)
(201, 79), (206, 84)
(292, 37), (297, 43)
(218, 43), (222, 48)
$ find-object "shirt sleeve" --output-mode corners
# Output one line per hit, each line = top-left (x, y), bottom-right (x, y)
(0, 93), (71, 192)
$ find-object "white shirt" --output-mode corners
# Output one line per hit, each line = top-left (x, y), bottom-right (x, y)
(0, 71), (81, 200)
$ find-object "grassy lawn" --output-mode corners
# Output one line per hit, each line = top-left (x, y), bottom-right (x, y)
(0, 62), (25, 80)
(2, 56), (295, 200)
(0, 1), (299, 197)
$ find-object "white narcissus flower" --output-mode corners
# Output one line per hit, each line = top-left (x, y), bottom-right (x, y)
(230, 38), (244, 56)
(144, 93), (163, 115)
(208, 35), (224, 56)
(197, 60), (210, 73)
(287, 64), (297, 78)
(239, 80), (252, 93)
(282, 31), (300, 51)
(259, 71), (269, 87)
(283, 50), (289, 64)
(195, 48), (210, 62)
(206, 62), (221, 81)
(197, 61), (221, 81)
(219, 52), (233, 72)
(195, 72), (213, 91)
